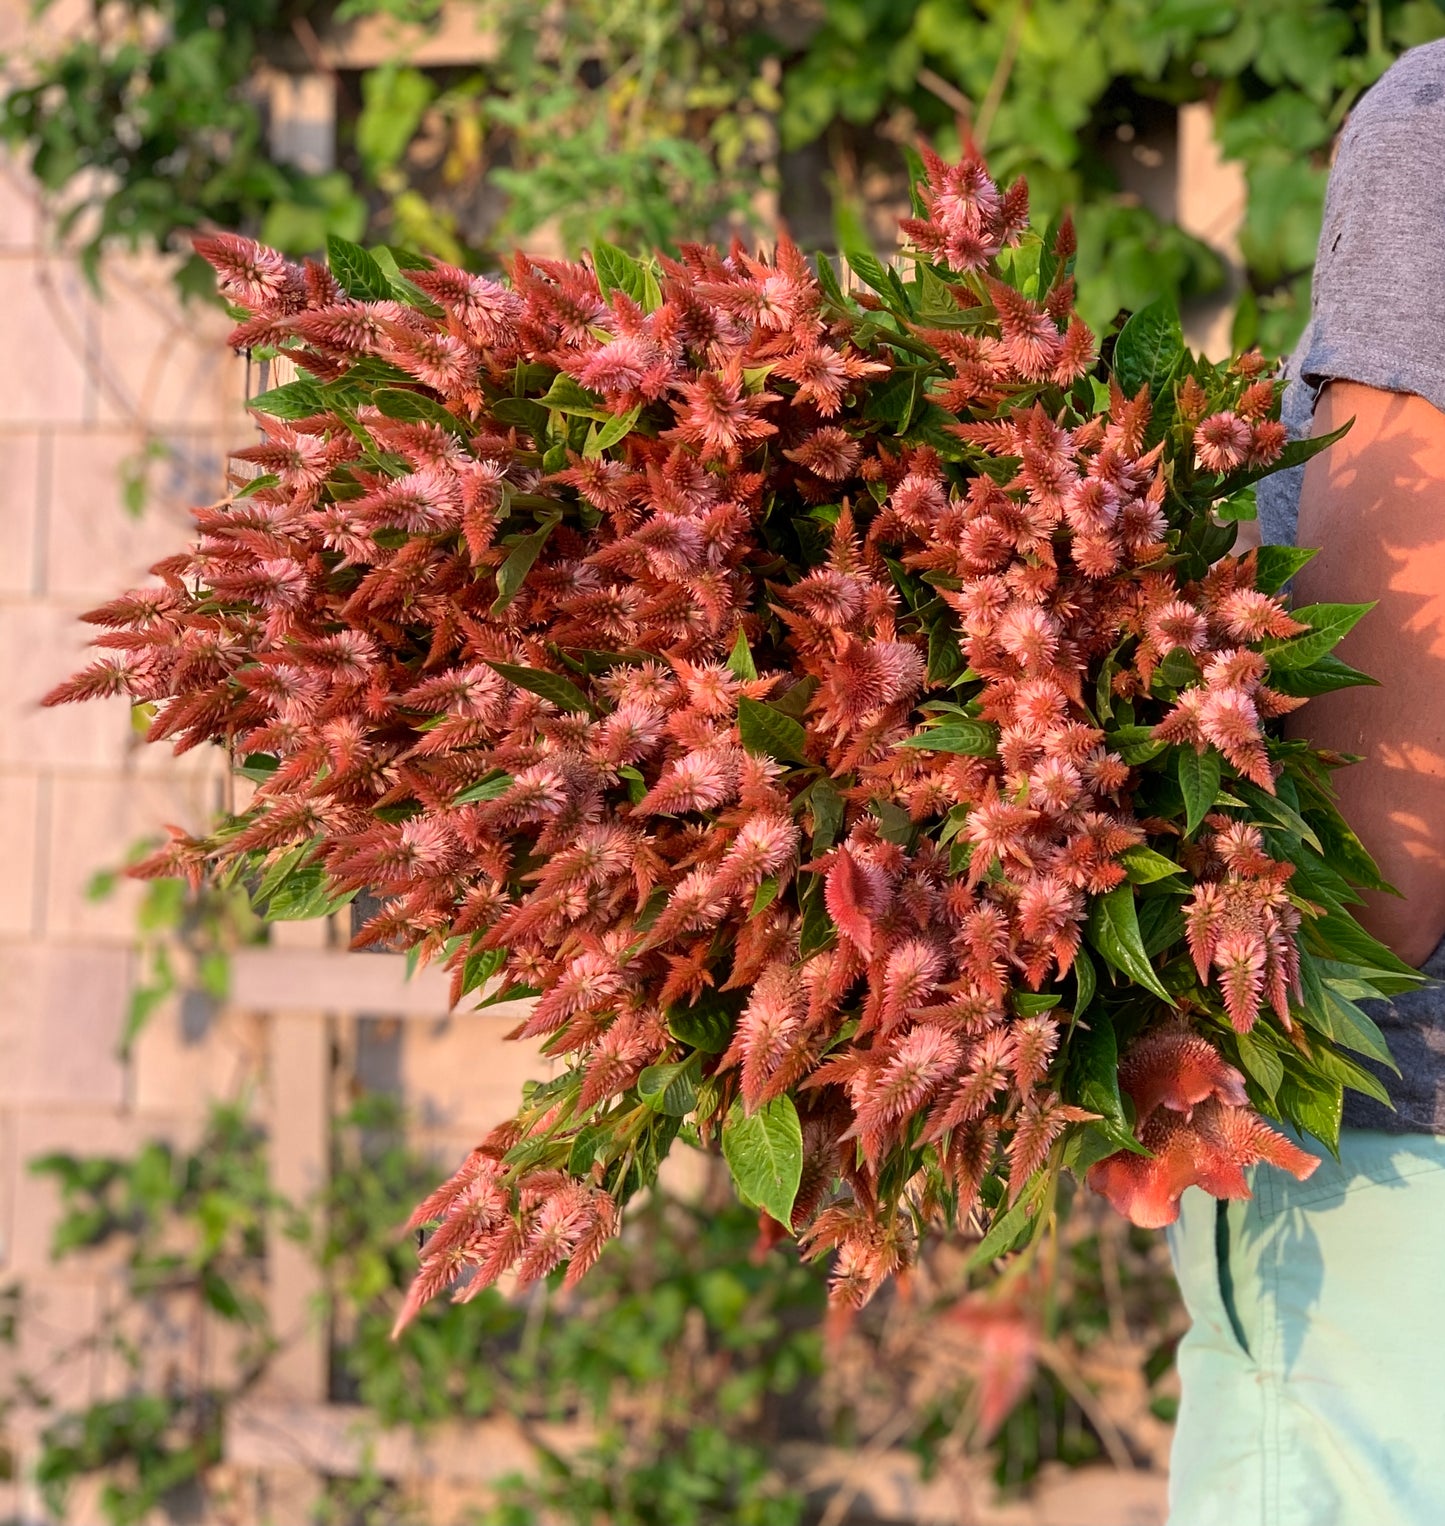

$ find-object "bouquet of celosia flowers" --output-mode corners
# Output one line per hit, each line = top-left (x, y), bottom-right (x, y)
(50, 147), (1421, 1327)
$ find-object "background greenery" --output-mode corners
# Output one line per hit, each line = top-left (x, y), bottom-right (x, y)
(7, 0), (1445, 350)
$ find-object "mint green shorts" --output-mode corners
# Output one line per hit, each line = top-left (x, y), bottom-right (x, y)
(1167, 1128), (1445, 1526)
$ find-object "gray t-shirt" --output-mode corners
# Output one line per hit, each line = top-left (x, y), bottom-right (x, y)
(1257, 39), (1445, 1133)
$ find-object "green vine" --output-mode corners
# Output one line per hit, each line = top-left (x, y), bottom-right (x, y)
(8, 1), (1443, 341)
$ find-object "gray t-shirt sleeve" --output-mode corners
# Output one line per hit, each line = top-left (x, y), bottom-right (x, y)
(1256, 39), (1445, 549)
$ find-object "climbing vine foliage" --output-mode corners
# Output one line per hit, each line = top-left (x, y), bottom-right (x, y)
(48, 147), (1417, 1320)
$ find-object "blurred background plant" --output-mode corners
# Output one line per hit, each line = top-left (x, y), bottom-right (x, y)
(8, 1017), (1183, 1526)
(6, 0), (1444, 348)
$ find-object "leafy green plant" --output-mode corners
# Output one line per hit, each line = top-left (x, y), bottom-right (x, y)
(27, 1105), (273, 1524)
(11, 0), (1441, 342)
(0, 0), (365, 292)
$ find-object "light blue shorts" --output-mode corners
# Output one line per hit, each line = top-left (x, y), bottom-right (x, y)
(1167, 1128), (1445, 1526)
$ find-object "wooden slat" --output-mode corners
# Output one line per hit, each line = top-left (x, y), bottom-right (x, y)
(260, 1012), (330, 1402)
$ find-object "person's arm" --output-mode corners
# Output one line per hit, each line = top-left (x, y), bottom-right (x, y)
(1284, 380), (1445, 967)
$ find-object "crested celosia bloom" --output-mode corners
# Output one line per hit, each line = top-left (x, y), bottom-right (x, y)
(50, 148), (1414, 1323)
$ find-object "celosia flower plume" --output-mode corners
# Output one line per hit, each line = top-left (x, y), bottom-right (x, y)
(49, 148), (1415, 1323)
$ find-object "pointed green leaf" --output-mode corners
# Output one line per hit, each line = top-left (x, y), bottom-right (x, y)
(372, 387), (470, 437)
(485, 660), (594, 715)
(326, 234), (394, 301)
(1113, 297), (1185, 398)
(638, 1055), (701, 1116)
(1121, 846), (1185, 884)
(808, 777), (844, 854)
(249, 379), (326, 420)
(453, 772), (514, 805)
(1067, 1017), (1146, 1152)
(1177, 746), (1222, 837)
(541, 373), (613, 419)
(722, 1096), (803, 1225)
(1234, 1026), (1284, 1100)
(1263, 602), (1374, 670)
(1072, 946), (1097, 1016)
(593, 241), (650, 305)
(966, 1173), (1047, 1268)
(667, 988), (743, 1054)
(1253, 544), (1317, 594)
(737, 697), (809, 765)
(584, 404), (641, 458)
(1269, 652), (1378, 698)
(725, 629), (758, 683)
(897, 719), (998, 756)
(491, 514), (561, 615)
(1085, 886), (1175, 1004)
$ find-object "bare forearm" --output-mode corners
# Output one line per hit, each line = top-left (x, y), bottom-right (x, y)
(1285, 382), (1445, 967)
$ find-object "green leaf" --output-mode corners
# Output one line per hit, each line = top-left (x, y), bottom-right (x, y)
(1072, 946), (1097, 1017)
(540, 374), (613, 419)
(1233, 780), (1322, 852)
(371, 387), (469, 437)
(722, 1096), (803, 1225)
(584, 404), (641, 458)
(1277, 1074), (1342, 1155)
(1014, 993), (1062, 1016)
(896, 719), (998, 756)
(638, 1055), (701, 1116)
(1235, 1026), (1284, 1100)
(485, 661), (594, 715)
(1121, 845), (1184, 884)
(592, 241), (650, 305)
(491, 514), (561, 615)
(667, 989), (743, 1054)
(1177, 747), (1222, 837)
(1085, 886), (1175, 1005)
(808, 777), (845, 854)
(750, 876), (780, 918)
(872, 799), (913, 845)
(1236, 418), (1351, 490)
(249, 379), (325, 420)
(1110, 725), (1167, 765)
(1262, 602), (1373, 670)
(737, 697), (809, 765)
(453, 772), (514, 805)
(326, 234), (393, 302)
(1268, 652), (1378, 698)
(618, 764), (646, 804)
(725, 629), (758, 683)
(966, 1173), (1047, 1269)
(1068, 1018), (1145, 1152)
(1253, 544), (1317, 594)
(1113, 297), (1185, 398)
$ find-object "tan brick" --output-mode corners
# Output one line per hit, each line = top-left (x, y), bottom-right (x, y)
(0, 0), (90, 54)
(0, 150), (38, 251)
(95, 255), (248, 429)
(43, 771), (220, 942)
(11, 1274), (104, 1417)
(43, 428), (224, 601)
(395, 1015), (552, 1136)
(0, 430), (41, 595)
(130, 1000), (266, 1123)
(0, 941), (131, 1112)
(0, 599), (133, 769)
(0, 772), (40, 937)
(0, 254), (95, 425)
